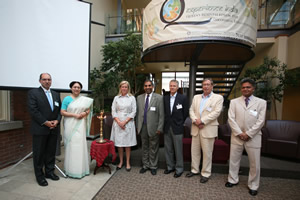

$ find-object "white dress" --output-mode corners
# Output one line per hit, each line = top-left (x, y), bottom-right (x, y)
(110, 94), (137, 147)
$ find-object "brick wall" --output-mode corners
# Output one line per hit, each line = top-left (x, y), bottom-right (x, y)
(0, 90), (32, 168)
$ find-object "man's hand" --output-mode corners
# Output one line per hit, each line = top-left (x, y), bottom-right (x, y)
(239, 132), (250, 141)
(45, 120), (59, 129)
(156, 130), (161, 135)
(195, 119), (202, 126)
(198, 124), (204, 129)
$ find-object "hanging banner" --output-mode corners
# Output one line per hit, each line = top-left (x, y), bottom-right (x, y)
(143, 0), (258, 51)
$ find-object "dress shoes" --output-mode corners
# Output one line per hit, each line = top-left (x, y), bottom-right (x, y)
(249, 189), (258, 196)
(151, 169), (157, 175)
(185, 172), (200, 178)
(116, 166), (123, 170)
(225, 182), (238, 187)
(37, 179), (48, 187)
(164, 169), (175, 174)
(174, 172), (183, 178)
(45, 173), (60, 181)
(200, 176), (209, 183)
(139, 168), (148, 174)
(126, 167), (131, 172)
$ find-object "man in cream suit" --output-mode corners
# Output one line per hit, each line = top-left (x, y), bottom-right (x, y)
(225, 78), (266, 196)
(186, 78), (223, 183)
(136, 80), (164, 175)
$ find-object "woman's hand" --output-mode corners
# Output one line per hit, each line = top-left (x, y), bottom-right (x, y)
(115, 117), (126, 130)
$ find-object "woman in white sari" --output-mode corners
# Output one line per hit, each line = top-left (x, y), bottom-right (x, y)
(61, 81), (93, 178)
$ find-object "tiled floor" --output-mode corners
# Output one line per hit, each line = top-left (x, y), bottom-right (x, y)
(0, 140), (115, 200)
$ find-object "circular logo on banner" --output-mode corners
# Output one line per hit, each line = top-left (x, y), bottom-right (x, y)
(160, 0), (185, 23)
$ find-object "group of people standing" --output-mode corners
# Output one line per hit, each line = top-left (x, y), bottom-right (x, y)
(28, 73), (266, 197)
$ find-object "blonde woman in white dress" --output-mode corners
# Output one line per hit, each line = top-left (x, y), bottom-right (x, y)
(110, 81), (137, 171)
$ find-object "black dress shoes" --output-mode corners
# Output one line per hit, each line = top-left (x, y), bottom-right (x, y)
(225, 182), (238, 187)
(249, 189), (258, 196)
(151, 169), (157, 175)
(174, 172), (183, 178)
(37, 179), (48, 187)
(200, 176), (209, 183)
(164, 169), (175, 174)
(126, 167), (131, 172)
(45, 173), (60, 181)
(139, 168), (148, 174)
(185, 172), (200, 178)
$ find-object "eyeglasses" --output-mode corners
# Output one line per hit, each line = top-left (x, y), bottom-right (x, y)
(41, 79), (51, 81)
(242, 86), (252, 89)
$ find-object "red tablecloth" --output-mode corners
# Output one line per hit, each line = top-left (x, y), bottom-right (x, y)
(90, 139), (116, 167)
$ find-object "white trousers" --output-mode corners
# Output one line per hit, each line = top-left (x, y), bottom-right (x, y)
(191, 134), (215, 178)
(228, 143), (261, 190)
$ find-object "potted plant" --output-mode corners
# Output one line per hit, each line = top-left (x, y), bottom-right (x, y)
(241, 56), (300, 119)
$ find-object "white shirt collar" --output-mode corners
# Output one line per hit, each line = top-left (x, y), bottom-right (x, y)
(41, 86), (51, 92)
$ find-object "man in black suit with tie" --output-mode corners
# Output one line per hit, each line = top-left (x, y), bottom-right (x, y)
(28, 73), (61, 186)
(163, 80), (189, 178)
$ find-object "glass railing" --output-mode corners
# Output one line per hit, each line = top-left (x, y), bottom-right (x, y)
(106, 14), (143, 35)
(258, 0), (299, 29)
(106, 1), (300, 35)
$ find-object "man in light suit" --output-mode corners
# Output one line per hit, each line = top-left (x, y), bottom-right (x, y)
(225, 78), (266, 196)
(186, 78), (223, 183)
(28, 73), (61, 186)
(163, 80), (189, 178)
(136, 80), (164, 175)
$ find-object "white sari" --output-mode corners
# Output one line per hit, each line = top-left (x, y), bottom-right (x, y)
(63, 96), (93, 178)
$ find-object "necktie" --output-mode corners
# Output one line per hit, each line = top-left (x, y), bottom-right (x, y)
(46, 91), (54, 111)
(143, 94), (149, 124)
(245, 97), (249, 107)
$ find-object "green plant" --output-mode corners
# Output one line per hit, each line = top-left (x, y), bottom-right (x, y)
(90, 33), (147, 110)
(241, 56), (300, 118)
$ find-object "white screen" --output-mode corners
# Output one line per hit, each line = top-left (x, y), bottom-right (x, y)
(0, 0), (91, 91)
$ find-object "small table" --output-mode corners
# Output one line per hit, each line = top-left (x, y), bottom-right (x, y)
(90, 139), (116, 174)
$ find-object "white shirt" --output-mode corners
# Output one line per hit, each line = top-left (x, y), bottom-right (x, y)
(145, 92), (153, 104)
(170, 92), (177, 113)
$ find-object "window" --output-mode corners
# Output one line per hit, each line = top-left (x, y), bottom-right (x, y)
(162, 72), (189, 94)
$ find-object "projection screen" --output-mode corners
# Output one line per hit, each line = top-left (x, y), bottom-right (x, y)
(0, 0), (91, 91)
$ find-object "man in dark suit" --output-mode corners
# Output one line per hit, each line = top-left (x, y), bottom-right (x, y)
(28, 73), (62, 186)
(163, 80), (188, 178)
(136, 80), (164, 175)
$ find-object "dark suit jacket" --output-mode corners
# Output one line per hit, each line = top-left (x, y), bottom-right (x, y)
(28, 87), (62, 135)
(163, 93), (189, 135)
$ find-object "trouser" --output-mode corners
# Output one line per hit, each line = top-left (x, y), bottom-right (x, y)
(140, 124), (160, 169)
(228, 143), (261, 190)
(164, 127), (183, 174)
(191, 134), (215, 178)
(32, 133), (57, 180)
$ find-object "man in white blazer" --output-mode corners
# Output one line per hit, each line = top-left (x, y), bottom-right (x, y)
(225, 78), (267, 196)
(186, 78), (223, 183)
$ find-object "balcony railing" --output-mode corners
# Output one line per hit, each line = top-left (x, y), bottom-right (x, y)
(106, 14), (142, 36)
(258, 0), (300, 29)
(105, 1), (300, 36)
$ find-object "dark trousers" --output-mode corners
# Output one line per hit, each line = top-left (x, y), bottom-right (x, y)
(32, 132), (57, 181)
